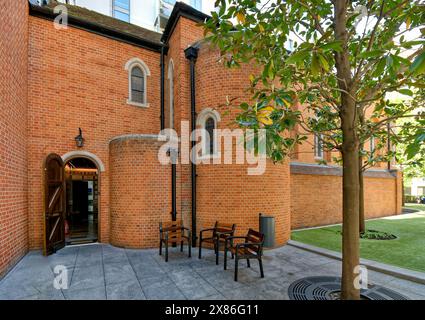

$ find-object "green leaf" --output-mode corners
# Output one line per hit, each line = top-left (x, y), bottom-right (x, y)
(372, 58), (386, 77)
(400, 40), (425, 48)
(319, 41), (342, 52)
(398, 89), (413, 96)
(406, 143), (421, 160)
(410, 51), (425, 76)
(415, 132), (425, 143)
(240, 102), (250, 110)
(316, 30), (333, 44)
(317, 53), (330, 72)
(386, 55), (393, 68)
(359, 50), (385, 59)
(311, 54), (320, 77)
(286, 50), (309, 64)
(407, 81), (425, 89)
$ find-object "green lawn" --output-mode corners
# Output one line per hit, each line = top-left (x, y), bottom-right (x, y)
(292, 212), (425, 273)
(404, 203), (425, 211)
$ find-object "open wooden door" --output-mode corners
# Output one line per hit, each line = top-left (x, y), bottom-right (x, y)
(44, 153), (66, 256)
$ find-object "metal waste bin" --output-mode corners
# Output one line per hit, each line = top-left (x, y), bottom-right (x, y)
(259, 213), (275, 248)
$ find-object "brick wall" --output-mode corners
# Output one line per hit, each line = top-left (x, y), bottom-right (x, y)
(165, 17), (205, 232)
(194, 44), (291, 245)
(18, 10), (403, 255)
(109, 136), (171, 248)
(291, 169), (402, 229)
(27, 16), (162, 249)
(0, 0), (29, 278)
(292, 103), (388, 169)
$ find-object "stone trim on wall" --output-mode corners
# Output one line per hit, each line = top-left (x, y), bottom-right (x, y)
(109, 134), (168, 144)
(62, 150), (106, 172)
(290, 162), (397, 179)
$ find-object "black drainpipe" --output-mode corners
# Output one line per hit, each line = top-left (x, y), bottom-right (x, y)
(160, 45), (165, 131)
(171, 161), (177, 221)
(185, 46), (199, 247)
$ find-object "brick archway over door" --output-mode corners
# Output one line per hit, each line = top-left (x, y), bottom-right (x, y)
(62, 151), (105, 243)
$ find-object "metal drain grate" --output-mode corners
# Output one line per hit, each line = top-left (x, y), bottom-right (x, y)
(288, 276), (409, 300)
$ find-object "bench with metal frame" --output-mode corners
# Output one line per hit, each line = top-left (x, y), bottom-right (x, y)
(198, 222), (236, 265)
(224, 229), (265, 281)
(159, 221), (191, 262)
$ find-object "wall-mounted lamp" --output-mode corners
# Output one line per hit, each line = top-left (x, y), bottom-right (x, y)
(75, 128), (85, 148)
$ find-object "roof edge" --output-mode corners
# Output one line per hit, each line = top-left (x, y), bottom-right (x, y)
(29, 2), (166, 53)
(161, 1), (211, 44)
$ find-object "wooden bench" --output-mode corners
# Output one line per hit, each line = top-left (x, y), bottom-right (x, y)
(159, 221), (191, 262)
(198, 222), (236, 265)
(224, 229), (265, 281)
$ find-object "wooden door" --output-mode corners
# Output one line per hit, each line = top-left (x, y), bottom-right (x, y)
(44, 153), (66, 256)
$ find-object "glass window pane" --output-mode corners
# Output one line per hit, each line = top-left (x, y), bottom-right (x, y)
(131, 76), (143, 90)
(114, 0), (130, 10)
(131, 90), (144, 104)
(314, 134), (323, 158)
(114, 10), (129, 22)
(190, 0), (202, 10)
(131, 66), (143, 77)
(205, 117), (215, 155)
(130, 66), (145, 104)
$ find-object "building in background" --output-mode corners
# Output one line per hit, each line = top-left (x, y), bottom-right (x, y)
(50, 0), (213, 31)
(411, 178), (425, 197)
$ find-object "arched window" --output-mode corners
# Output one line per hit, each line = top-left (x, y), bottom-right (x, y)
(197, 108), (221, 157)
(131, 66), (144, 104)
(168, 59), (174, 128)
(125, 58), (151, 107)
(314, 133), (324, 159)
(205, 117), (215, 155)
(370, 136), (375, 153)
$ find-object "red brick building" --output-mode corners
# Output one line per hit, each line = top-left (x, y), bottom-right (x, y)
(0, 1), (402, 278)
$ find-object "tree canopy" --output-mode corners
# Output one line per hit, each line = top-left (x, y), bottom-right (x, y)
(205, 0), (424, 161)
(204, 0), (425, 300)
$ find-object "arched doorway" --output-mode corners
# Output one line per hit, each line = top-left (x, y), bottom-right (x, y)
(64, 157), (99, 245)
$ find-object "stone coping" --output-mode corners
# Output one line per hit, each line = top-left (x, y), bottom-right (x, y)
(290, 162), (397, 179)
(109, 134), (170, 144)
(288, 240), (425, 285)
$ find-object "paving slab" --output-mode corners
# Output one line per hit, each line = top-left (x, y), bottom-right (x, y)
(0, 243), (424, 300)
(63, 286), (106, 300)
(106, 280), (146, 300)
(104, 262), (138, 285)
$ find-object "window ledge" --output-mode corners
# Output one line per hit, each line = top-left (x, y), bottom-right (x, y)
(127, 99), (149, 108)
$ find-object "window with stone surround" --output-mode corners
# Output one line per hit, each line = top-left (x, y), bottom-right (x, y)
(125, 58), (151, 108)
(197, 108), (221, 157)
(314, 133), (324, 159)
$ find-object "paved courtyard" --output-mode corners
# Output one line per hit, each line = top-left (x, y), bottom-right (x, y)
(0, 244), (424, 300)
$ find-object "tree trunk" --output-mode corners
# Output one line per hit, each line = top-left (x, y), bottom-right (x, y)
(334, 0), (361, 300)
(359, 156), (366, 234)
(340, 98), (361, 300)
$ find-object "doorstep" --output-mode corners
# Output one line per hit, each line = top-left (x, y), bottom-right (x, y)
(288, 240), (425, 285)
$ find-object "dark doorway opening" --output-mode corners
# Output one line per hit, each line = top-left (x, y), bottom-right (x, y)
(65, 157), (99, 245)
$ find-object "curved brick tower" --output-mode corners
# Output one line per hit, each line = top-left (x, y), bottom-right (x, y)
(109, 135), (171, 248)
